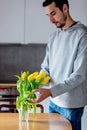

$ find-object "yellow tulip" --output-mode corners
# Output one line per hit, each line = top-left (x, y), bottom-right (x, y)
(41, 76), (50, 84)
(21, 72), (27, 80)
(28, 72), (39, 81)
(33, 72), (39, 77)
(35, 71), (46, 81)
(40, 71), (47, 77)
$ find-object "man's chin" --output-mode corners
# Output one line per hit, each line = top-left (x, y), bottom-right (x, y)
(56, 25), (62, 28)
(54, 23), (62, 28)
(57, 26), (61, 28)
(56, 24), (64, 29)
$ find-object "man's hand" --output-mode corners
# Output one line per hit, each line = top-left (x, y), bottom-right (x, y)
(30, 88), (52, 103)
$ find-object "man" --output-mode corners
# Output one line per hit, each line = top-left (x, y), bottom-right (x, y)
(31, 0), (87, 130)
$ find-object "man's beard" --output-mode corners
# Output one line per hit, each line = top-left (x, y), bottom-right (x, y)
(55, 22), (65, 28)
(57, 24), (65, 28)
(56, 15), (67, 29)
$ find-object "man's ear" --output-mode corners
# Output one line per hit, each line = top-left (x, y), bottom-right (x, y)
(62, 4), (68, 14)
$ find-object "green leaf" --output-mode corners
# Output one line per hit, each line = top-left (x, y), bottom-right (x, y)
(32, 103), (36, 116)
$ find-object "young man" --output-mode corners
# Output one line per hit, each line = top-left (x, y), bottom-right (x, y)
(32, 0), (87, 130)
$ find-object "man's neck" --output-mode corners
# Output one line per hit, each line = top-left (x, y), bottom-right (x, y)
(62, 15), (75, 30)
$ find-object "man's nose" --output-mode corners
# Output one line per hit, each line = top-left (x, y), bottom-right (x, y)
(49, 16), (55, 23)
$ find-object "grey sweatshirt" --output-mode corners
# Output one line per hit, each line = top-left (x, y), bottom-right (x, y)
(41, 22), (87, 108)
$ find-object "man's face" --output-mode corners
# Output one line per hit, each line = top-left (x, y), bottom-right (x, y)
(44, 2), (67, 28)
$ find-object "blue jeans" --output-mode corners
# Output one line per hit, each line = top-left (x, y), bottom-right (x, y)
(49, 101), (84, 130)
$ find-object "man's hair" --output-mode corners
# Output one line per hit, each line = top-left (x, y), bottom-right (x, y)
(42, 0), (69, 11)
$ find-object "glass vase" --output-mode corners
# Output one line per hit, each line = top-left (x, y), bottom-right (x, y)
(19, 109), (29, 122)
(19, 120), (29, 130)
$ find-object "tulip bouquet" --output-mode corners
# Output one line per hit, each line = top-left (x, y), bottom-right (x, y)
(16, 71), (50, 118)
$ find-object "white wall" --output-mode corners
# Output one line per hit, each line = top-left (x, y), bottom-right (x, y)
(0, 0), (24, 43)
(69, 0), (87, 25)
(0, 0), (87, 43)
(25, 0), (55, 43)
(0, 0), (55, 43)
